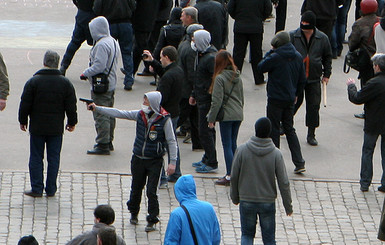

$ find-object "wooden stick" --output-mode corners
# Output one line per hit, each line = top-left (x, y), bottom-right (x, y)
(322, 81), (327, 107)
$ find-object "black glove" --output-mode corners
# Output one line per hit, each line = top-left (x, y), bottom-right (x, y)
(80, 74), (87, 80)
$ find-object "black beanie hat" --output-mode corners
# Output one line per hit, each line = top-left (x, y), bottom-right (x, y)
(18, 235), (39, 245)
(255, 117), (272, 138)
(301, 11), (316, 29)
(271, 31), (290, 48)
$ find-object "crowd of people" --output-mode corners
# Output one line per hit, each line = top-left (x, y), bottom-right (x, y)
(1, 0), (385, 243)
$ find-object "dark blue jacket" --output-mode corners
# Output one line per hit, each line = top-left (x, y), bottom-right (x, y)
(133, 110), (169, 158)
(257, 43), (306, 103)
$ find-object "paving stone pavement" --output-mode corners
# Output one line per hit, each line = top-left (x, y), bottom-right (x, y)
(1, 171), (385, 244)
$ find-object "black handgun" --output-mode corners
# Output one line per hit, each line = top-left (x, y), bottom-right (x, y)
(79, 98), (94, 104)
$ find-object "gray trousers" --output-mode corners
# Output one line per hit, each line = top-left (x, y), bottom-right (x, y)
(91, 90), (115, 144)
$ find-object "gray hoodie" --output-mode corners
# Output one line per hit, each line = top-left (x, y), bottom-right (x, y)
(66, 223), (125, 245)
(83, 16), (120, 92)
(230, 136), (292, 215)
(94, 91), (178, 164)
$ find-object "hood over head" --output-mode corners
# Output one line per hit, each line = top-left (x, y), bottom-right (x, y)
(187, 23), (204, 37)
(193, 29), (211, 52)
(89, 16), (110, 42)
(271, 31), (290, 48)
(174, 174), (197, 204)
(168, 7), (182, 24)
(144, 91), (162, 114)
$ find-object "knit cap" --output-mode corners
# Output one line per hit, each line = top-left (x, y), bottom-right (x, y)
(301, 10), (316, 29)
(271, 31), (290, 48)
(186, 24), (204, 36)
(255, 117), (272, 138)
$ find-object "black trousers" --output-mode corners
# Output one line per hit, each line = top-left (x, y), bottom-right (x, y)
(127, 155), (163, 223)
(133, 30), (151, 75)
(294, 82), (321, 129)
(177, 98), (202, 150)
(233, 32), (264, 84)
(275, 0), (287, 33)
(267, 100), (305, 167)
(197, 102), (218, 167)
(316, 18), (335, 43)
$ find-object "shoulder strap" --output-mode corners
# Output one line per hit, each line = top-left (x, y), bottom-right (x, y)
(181, 205), (198, 245)
(106, 41), (117, 76)
(222, 79), (236, 108)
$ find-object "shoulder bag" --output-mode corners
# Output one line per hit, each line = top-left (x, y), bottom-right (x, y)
(181, 205), (198, 245)
(92, 42), (117, 94)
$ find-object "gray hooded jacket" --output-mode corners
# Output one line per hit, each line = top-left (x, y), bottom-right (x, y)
(230, 136), (293, 215)
(66, 223), (125, 245)
(94, 91), (177, 164)
(83, 16), (120, 92)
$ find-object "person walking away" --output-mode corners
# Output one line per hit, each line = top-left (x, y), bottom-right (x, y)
(230, 117), (293, 244)
(207, 50), (244, 185)
(19, 50), (77, 197)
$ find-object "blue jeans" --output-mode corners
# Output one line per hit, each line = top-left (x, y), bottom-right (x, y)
(109, 22), (134, 86)
(240, 201), (276, 245)
(360, 132), (385, 188)
(219, 121), (241, 176)
(29, 134), (63, 195)
(331, 0), (352, 55)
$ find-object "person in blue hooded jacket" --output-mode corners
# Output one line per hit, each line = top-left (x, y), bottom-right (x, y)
(164, 175), (221, 244)
(258, 31), (306, 174)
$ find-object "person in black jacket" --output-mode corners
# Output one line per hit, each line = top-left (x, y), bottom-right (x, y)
(18, 50), (78, 198)
(194, 0), (228, 50)
(143, 46), (184, 182)
(60, 0), (95, 76)
(346, 53), (385, 192)
(189, 30), (219, 173)
(258, 31), (307, 174)
(290, 11), (333, 146)
(227, 0), (272, 85)
(93, 0), (136, 91)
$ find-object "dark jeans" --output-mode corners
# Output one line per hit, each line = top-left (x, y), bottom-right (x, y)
(240, 201), (276, 245)
(177, 98), (201, 150)
(127, 155), (163, 222)
(233, 32), (264, 84)
(91, 91), (116, 144)
(110, 22), (134, 86)
(294, 82), (321, 129)
(267, 100), (305, 168)
(61, 9), (95, 69)
(29, 134), (63, 195)
(331, 0), (352, 55)
(219, 121), (241, 176)
(197, 102), (218, 167)
(133, 30), (151, 75)
(360, 132), (385, 188)
(161, 116), (182, 183)
(275, 0), (287, 33)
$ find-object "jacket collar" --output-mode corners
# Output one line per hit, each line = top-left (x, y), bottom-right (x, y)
(34, 68), (62, 76)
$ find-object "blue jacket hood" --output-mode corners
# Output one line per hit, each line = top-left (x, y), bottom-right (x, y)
(274, 43), (298, 60)
(174, 175), (197, 204)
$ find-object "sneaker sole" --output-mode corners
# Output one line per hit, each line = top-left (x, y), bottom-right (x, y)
(196, 168), (218, 173)
(294, 169), (306, 174)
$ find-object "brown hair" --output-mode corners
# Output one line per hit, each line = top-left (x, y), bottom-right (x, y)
(209, 50), (237, 94)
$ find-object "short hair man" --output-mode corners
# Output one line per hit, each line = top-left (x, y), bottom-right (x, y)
(180, 7), (198, 27)
(66, 204), (125, 245)
(258, 31), (307, 174)
(0, 52), (9, 111)
(97, 226), (117, 245)
(230, 117), (293, 244)
(19, 50), (77, 197)
(346, 53), (385, 192)
(143, 46), (184, 183)
(86, 91), (177, 232)
(164, 175), (221, 244)
(18, 235), (39, 245)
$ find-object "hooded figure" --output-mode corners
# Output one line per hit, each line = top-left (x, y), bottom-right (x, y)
(90, 91), (177, 232)
(164, 175), (221, 244)
(83, 16), (120, 92)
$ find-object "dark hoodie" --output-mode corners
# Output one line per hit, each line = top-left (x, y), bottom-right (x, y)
(230, 136), (292, 215)
(66, 223), (125, 245)
(258, 43), (306, 103)
(164, 175), (221, 245)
